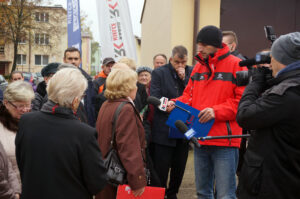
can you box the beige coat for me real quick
[0,123,21,184]
[0,140,20,198]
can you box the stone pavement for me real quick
[177,150,197,199]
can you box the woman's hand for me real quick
[132,186,145,197]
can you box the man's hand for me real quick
[166,101,175,112]
[198,108,215,123]
[132,186,145,197]
[176,67,185,80]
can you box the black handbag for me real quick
[104,101,128,186]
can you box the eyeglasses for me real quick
[8,101,32,111]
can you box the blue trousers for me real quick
[194,145,239,199]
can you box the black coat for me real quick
[16,101,107,199]
[32,93,88,124]
[236,61,300,199]
[135,82,148,113]
[150,63,193,147]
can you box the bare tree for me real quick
[0,0,45,74]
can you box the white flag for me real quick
[96,0,137,62]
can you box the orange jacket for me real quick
[94,71,107,94]
[177,44,247,148]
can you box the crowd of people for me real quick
[0,25,300,199]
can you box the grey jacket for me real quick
[0,142,19,199]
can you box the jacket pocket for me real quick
[239,153,264,196]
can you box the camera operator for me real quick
[236,32,300,199]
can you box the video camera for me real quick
[236,26,276,86]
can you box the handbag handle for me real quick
[108,101,128,151]
[109,101,147,164]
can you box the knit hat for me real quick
[136,66,153,75]
[196,25,222,48]
[41,62,60,77]
[271,32,300,65]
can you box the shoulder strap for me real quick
[109,101,128,150]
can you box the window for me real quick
[16,54,26,65]
[35,33,49,45]
[35,55,49,65]
[35,12,49,22]
[0,45,4,54]
[18,37,26,44]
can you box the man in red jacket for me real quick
[168,25,246,199]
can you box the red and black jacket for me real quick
[177,44,247,148]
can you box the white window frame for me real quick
[18,37,26,44]
[16,54,26,65]
[35,12,49,22]
[35,33,49,45]
[35,55,49,66]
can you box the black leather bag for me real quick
[104,102,128,186]
[104,148,127,186]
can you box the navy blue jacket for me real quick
[150,63,193,147]
[79,68,97,127]
[0,89,3,101]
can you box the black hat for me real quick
[41,62,60,77]
[197,25,222,48]
[103,57,115,65]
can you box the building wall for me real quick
[135,37,141,66]
[81,34,92,74]
[140,0,221,68]
[220,0,300,57]
[170,0,194,65]
[199,0,221,29]
[140,0,172,68]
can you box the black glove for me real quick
[251,66,273,92]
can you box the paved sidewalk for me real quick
[177,150,197,199]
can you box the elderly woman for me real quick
[16,68,107,199]
[0,81,34,199]
[96,68,147,199]
[137,66,152,94]
[136,66,153,117]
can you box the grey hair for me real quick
[58,63,77,70]
[47,68,87,108]
[4,81,34,102]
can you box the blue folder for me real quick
[166,101,214,138]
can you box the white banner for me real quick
[96,0,137,62]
